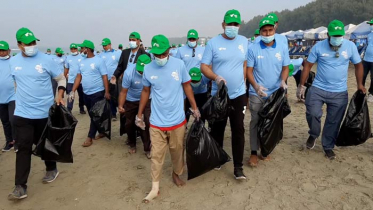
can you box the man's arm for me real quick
[113,50,128,79]
[71,74,82,92]
[118,88,128,113]
[243,61,247,80]
[354,62,366,93]
[137,86,151,118]
[281,65,290,82]
[201,63,218,81]
[64,68,69,78]
[246,66,257,88]
[102,75,110,100]
[53,73,67,105]
[183,82,197,111]
[299,61,314,86]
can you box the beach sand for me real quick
[1,64,373,210]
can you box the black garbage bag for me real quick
[109,83,119,103]
[120,114,126,136]
[33,104,78,163]
[201,82,230,124]
[258,88,291,157]
[304,71,315,98]
[336,91,372,146]
[186,120,231,180]
[89,99,112,139]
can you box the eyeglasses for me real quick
[192,48,195,57]
[129,54,135,63]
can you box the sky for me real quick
[2,0,314,51]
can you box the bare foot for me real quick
[82,138,93,147]
[128,147,136,154]
[172,172,185,187]
[94,133,105,140]
[248,155,258,167]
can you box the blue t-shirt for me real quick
[175,45,205,71]
[142,56,191,128]
[290,58,303,76]
[78,56,108,95]
[247,41,290,97]
[308,39,361,92]
[169,48,178,57]
[0,58,16,104]
[52,55,67,73]
[201,34,248,99]
[363,32,373,62]
[122,67,143,102]
[65,54,83,84]
[255,34,288,49]
[99,49,122,79]
[10,52,61,119]
[191,75,210,94]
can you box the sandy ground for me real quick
[1,64,373,210]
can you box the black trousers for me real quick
[83,91,105,138]
[185,92,208,123]
[210,94,247,168]
[0,101,15,142]
[124,100,151,152]
[293,70,302,87]
[363,61,373,94]
[14,116,56,188]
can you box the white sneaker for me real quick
[368,94,373,103]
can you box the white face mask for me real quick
[71,52,78,55]
[155,56,168,67]
[0,55,10,60]
[188,41,197,48]
[129,41,138,49]
[191,80,201,87]
[23,45,38,57]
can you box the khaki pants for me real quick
[150,126,185,182]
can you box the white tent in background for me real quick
[293,30,305,40]
[345,21,371,39]
[282,30,296,40]
[318,29,328,39]
[304,26,327,40]
[344,24,356,31]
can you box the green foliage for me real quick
[239,0,373,37]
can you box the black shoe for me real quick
[324,150,336,160]
[80,110,86,114]
[234,168,246,180]
[8,185,27,200]
[306,136,316,149]
[2,142,14,152]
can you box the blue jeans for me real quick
[66,83,85,112]
[84,91,105,138]
[305,86,348,150]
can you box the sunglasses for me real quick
[192,48,195,57]
[129,54,135,63]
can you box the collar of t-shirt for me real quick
[260,40,277,49]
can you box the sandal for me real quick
[82,139,93,147]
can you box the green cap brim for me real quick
[136,65,145,72]
[225,19,241,24]
[149,48,168,55]
[22,37,40,45]
[328,31,345,36]
[191,75,202,81]
[367,21,373,24]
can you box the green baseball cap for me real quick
[129,32,141,41]
[187,29,199,39]
[266,13,279,22]
[101,38,111,46]
[255,29,260,35]
[0,41,10,50]
[224,9,241,24]
[70,43,78,49]
[172,44,176,47]
[149,34,170,55]
[251,37,255,41]
[178,44,182,47]
[55,47,64,54]
[367,18,373,24]
[16,28,40,44]
[136,54,151,72]
[80,40,95,50]
[118,44,123,48]
[328,20,345,36]
[189,67,202,81]
[259,17,276,29]
[47,48,51,51]
[288,64,294,76]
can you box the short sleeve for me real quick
[181,62,191,83]
[350,42,362,64]
[46,59,62,78]
[282,46,291,66]
[116,51,122,62]
[201,41,213,65]
[247,48,255,67]
[99,59,108,75]
[142,70,151,87]
[122,70,132,89]
[65,58,69,69]
[307,45,318,64]
[175,48,182,60]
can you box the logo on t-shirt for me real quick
[184,54,190,57]
[171,71,179,81]
[219,47,226,51]
[15,67,22,71]
[90,63,95,70]
[321,53,330,57]
[198,54,202,60]
[102,56,106,59]
[112,56,115,60]
[69,60,72,63]
[35,64,44,73]
[134,81,141,84]
[257,55,264,59]
[341,50,348,59]
[238,45,244,54]
[78,59,81,62]
[275,52,282,61]
[150,76,158,80]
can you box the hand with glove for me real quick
[135,114,146,130]
[296,85,307,102]
[280,80,288,90]
[254,84,268,97]
[67,91,75,103]
[189,108,201,121]
[215,75,227,85]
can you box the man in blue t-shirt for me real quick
[297,20,366,160]
[69,40,111,147]
[201,9,248,180]
[65,43,86,114]
[100,38,122,120]
[289,58,304,88]
[0,41,16,152]
[247,17,290,167]
[136,35,199,203]
[363,18,373,102]
[51,47,66,97]
[118,54,152,157]
[169,44,178,57]
[255,13,288,50]
[8,28,66,200]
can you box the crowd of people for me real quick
[1,9,372,203]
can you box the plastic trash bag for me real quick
[186,120,231,180]
[33,104,78,163]
[89,99,112,139]
[258,88,291,157]
[336,91,372,146]
[201,82,230,124]
[109,83,119,103]
[120,114,126,136]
